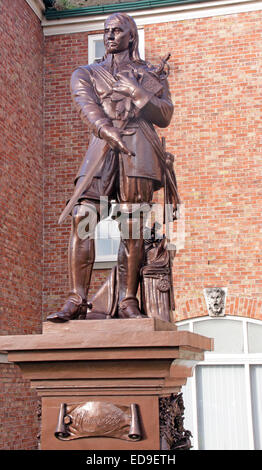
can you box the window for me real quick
[176,316,262,450]
[88,30,145,262]
[88,34,106,64]
[95,215,120,263]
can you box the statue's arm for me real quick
[71,67,134,156]
[70,67,112,137]
[112,73,173,128]
[140,79,174,128]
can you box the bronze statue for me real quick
[47,12,179,323]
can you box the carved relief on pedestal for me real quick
[37,401,42,449]
[55,401,142,442]
[159,393,192,450]
[204,287,227,317]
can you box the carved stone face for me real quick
[208,289,223,315]
[104,15,133,54]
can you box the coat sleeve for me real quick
[129,73,174,127]
[70,66,112,137]
[142,79,174,128]
[132,78,174,128]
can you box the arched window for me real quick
[176,316,262,450]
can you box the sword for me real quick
[162,137,176,311]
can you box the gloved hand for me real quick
[112,72,152,109]
[99,125,135,156]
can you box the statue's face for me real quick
[104,16,132,54]
[209,290,223,314]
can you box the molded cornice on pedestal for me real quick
[0,318,212,395]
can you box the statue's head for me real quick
[104,13,142,62]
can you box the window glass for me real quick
[250,365,262,449]
[179,318,262,450]
[248,322,262,353]
[196,365,249,449]
[181,376,195,448]
[94,40,105,60]
[95,218,119,261]
[193,319,243,353]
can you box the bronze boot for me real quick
[118,297,143,319]
[46,293,83,323]
[117,234,146,319]
[47,204,96,322]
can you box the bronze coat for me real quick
[70,54,174,190]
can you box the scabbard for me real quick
[139,118,181,206]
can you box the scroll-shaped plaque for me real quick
[55,401,142,441]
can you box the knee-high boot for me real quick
[117,215,146,318]
[47,204,96,322]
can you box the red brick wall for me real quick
[0,363,40,450]
[43,32,85,314]
[0,0,44,449]
[144,12,262,321]
[43,10,262,323]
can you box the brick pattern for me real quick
[145,13,262,319]
[0,0,43,335]
[174,294,262,322]
[43,10,262,322]
[0,364,40,450]
[0,0,44,449]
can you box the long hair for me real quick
[103,13,145,64]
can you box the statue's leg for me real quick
[117,211,146,318]
[68,202,98,303]
[117,173,153,319]
[46,202,98,322]
[46,150,118,323]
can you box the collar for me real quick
[105,50,132,69]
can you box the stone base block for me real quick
[0,318,213,450]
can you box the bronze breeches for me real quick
[71,151,154,311]
[76,151,154,207]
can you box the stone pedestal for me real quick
[0,318,212,450]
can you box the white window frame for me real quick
[88,33,105,64]
[176,315,262,450]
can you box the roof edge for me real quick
[45,0,207,20]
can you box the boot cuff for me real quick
[67,292,83,306]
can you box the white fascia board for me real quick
[42,0,262,36]
[25,0,45,20]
